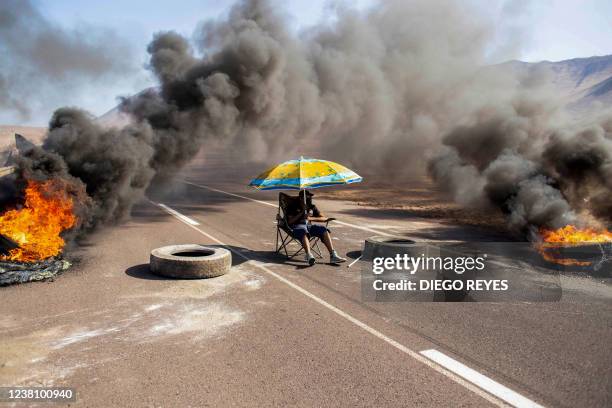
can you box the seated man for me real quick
[286,190,346,266]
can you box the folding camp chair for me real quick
[275,192,328,260]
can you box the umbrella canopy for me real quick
[249,157,362,190]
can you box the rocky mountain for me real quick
[98,55,612,127]
[498,54,612,111]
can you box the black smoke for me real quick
[0,0,138,123]
[428,110,612,233]
[8,0,612,236]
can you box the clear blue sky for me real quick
[36,0,612,62]
[8,0,612,125]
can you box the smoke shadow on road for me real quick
[396,226,514,242]
[338,208,511,240]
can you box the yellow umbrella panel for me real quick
[249,157,362,190]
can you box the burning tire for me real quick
[539,242,612,276]
[0,258,71,286]
[150,244,231,279]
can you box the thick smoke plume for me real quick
[9,0,612,235]
[0,0,137,124]
[429,111,612,232]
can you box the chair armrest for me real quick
[310,217,336,227]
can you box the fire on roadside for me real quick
[0,179,77,263]
[537,225,612,266]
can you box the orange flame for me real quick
[0,179,77,263]
[541,225,612,244]
[538,225,612,266]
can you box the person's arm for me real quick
[308,205,334,223]
[311,204,323,218]
[309,216,333,222]
[287,211,303,225]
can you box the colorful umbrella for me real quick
[249,156,362,190]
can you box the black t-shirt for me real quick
[286,196,321,226]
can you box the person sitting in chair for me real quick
[286,190,346,266]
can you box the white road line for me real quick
[347,255,363,268]
[157,203,200,225]
[184,181,277,208]
[420,350,543,408]
[184,181,398,237]
[333,219,397,236]
[153,201,533,408]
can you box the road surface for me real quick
[1,157,611,407]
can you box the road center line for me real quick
[420,350,544,408]
[152,200,532,408]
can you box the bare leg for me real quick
[321,231,334,254]
[301,236,311,254]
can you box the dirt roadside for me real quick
[315,177,508,233]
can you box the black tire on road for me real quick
[362,237,470,302]
[150,244,231,279]
[362,236,417,261]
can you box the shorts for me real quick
[291,223,329,241]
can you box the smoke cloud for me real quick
[0,0,138,124]
[9,0,612,235]
[429,105,612,232]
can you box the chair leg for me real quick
[309,238,323,258]
[279,233,302,259]
[281,234,291,258]
[276,229,313,261]
[277,229,289,256]
[276,229,287,255]
[288,245,304,259]
[275,227,280,253]
[282,234,306,259]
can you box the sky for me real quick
[3,0,611,126]
[36,0,612,63]
[505,0,612,62]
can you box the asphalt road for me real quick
[1,159,611,407]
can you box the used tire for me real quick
[361,236,470,302]
[362,236,417,261]
[150,244,231,279]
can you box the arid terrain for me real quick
[0,126,45,150]
[316,181,508,232]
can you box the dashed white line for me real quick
[153,200,543,408]
[420,350,543,408]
